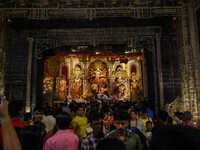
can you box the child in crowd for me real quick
[140,109,154,131]
[146,121,153,142]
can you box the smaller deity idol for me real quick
[72,75,82,99]
[97,84,109,102]
[57,76,68,101]
[116,76,125,100]
[130,73,140,101]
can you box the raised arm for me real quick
[0,98,22,150]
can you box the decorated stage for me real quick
[43,52,144,105]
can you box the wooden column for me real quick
[0,19,6,96]
[156,34,165,110]
[26,37,34,112]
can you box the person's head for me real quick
[33,107,44,122]
[146,121,153,132]
[157,110,169,125]
[8,100,24,118]
[44,107,54,116]
[56,112,72,130]
[141,109,148,119]
[130,110,137,120]
[88,111,103,135]
[20,125,44,150]
[76,104,85,117]
[150,125,200,150]
[182,111,192,125]
[113,111,129,135]
[24,112,32,124]
[96,138,126,150]
[127,107,132,114]
[70,109,76,119]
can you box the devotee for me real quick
[140,109,154,131]
[106,111,142,150]
[129,110,146,136]
[42,107,56,132]
[71,104,88,141]
[96,138,126,150]
[0,98,22,150]
[145,121,153,143]
[150,125,200,150]
[81,111,104,150]
[24,112,32,124]
[151,110,169,136]
[30,107,46,134]
[0,100,28,149]
[43,112,80,150]
[182,111,198,129]
[20,125,43,150]
[8,100,28,128]
[128,110,148,150]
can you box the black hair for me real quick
[20,125,43,150]
[24,112,32,122]
[130,110,138,115]
[33,106,44,113]
[96,138,126,150]
[88,111,103,123]
[150,125,200,150]
[114,111,129,121]
[76,104,84,110]
[56,112,72,130]
[44,108,54,116]
[146,121,153,126]
[183,111,192,121]
[158,110,169,122]
[142,109,147,114]
[8,100,24,118]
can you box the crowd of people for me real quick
[0,96,200,150]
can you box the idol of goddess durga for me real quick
[90,67,107,89]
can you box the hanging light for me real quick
[43,0,49,5]
[134,0,140,5]
[155,0,161,5]
[177,0,183,5]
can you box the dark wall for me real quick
[160,36,181,104]
[5,28,29,102]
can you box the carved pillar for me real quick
[26,38,34,112]
[152,37,159,115]
[0,19,6,96]
[177,1,200,122]
[142,49,147,98]
[187,0,200,121]
[156,34,165,110]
